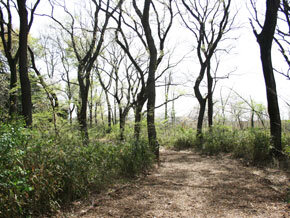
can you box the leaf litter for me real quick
[55,148,289,218]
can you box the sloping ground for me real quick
[58,149,289,218]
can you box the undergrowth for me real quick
[161,125,290,164]
[0,121,153,217]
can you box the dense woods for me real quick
[0,0,289,216]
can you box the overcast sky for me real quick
[30,0,289,119]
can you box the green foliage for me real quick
[250,129,271,162]
[0,73,9,119]
[200,125,235,155]
[172,127,196,150]
[188,126,274,163]
[0,121,153,217]
[0,121,32,216]
[159,125,196,150]
[118,138,154,177]
[282,133,290,157]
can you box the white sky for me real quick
[153,0,290,119]
[29,0,289,119]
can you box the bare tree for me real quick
[96,58,113,132]
[116,0,174,159]
[275,0,290,79]
[0,0,19,117]
[177,0,235,136]
[164,72,172,122]
[250,0,282,158]
[48,0,120,144]
[28,46,60,134]
[17,0,40,126]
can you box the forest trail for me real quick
[60,149,289,218]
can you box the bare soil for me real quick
[57,148,289,218]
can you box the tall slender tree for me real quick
[17,0,40,126]
[250,0,282,158]
[178,0,235,136]
[48,0,120,143]
[0,0,19,117]
[116,0,173,159]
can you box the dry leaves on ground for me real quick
[57,148,289,218]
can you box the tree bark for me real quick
[134,96,146,140]
[141,0,159,159]
[119,110,125,140]
[207,62,213,129]
[104,91,112,132]
[8,62,18,117]
[194,64,207,137]
[253,0,282,158]
[17,0,32,127]
[77,67,90,144]
[196,99,207,136]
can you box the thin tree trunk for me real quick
[196,99,207,136]
[104,91,112,132]
[17,0,32,127]
[119,108,125,140]
[134,103,144,140]
[113,99,117,125]
[95,101,98,125]
[194,65,207,137]
[251,109,255,128]
[171,92,176,126]
[207,63,213,129]
[77,68,90,145]
[69,107,73,125]
[253,0,282,158]
[89,75,93,128]
[8,63,18,117]
[147,60,158,159]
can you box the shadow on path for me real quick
[61,149,289,218]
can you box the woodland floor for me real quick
[56,148,289,218]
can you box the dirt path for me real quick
[60,149,289,217]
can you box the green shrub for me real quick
[200,125,235,155]
[282,133,290,158]
[118,138,154,177]
[0,121,153,217]
[232,131,254,160]
[170,127,196,150]
[250,129,271,163]
[0,121,32,216]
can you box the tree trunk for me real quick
[119,108,125,140]
[104,91,112,132]
[171,92,176,126]
[69,107,73,125]
[94,101,98,125]
[194,65,207,137]
[207,63,213,128]
[77,68,90,145]
[147,56,159,159]
[134,103,144,140]
[113,99,117,125]
[196,99,207,136]
[254,0,282,158]
[251,109,255,128]
[89,76,93,128]
[8,62,18,117]
[17,0,32,127]
[260,46,282,157]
